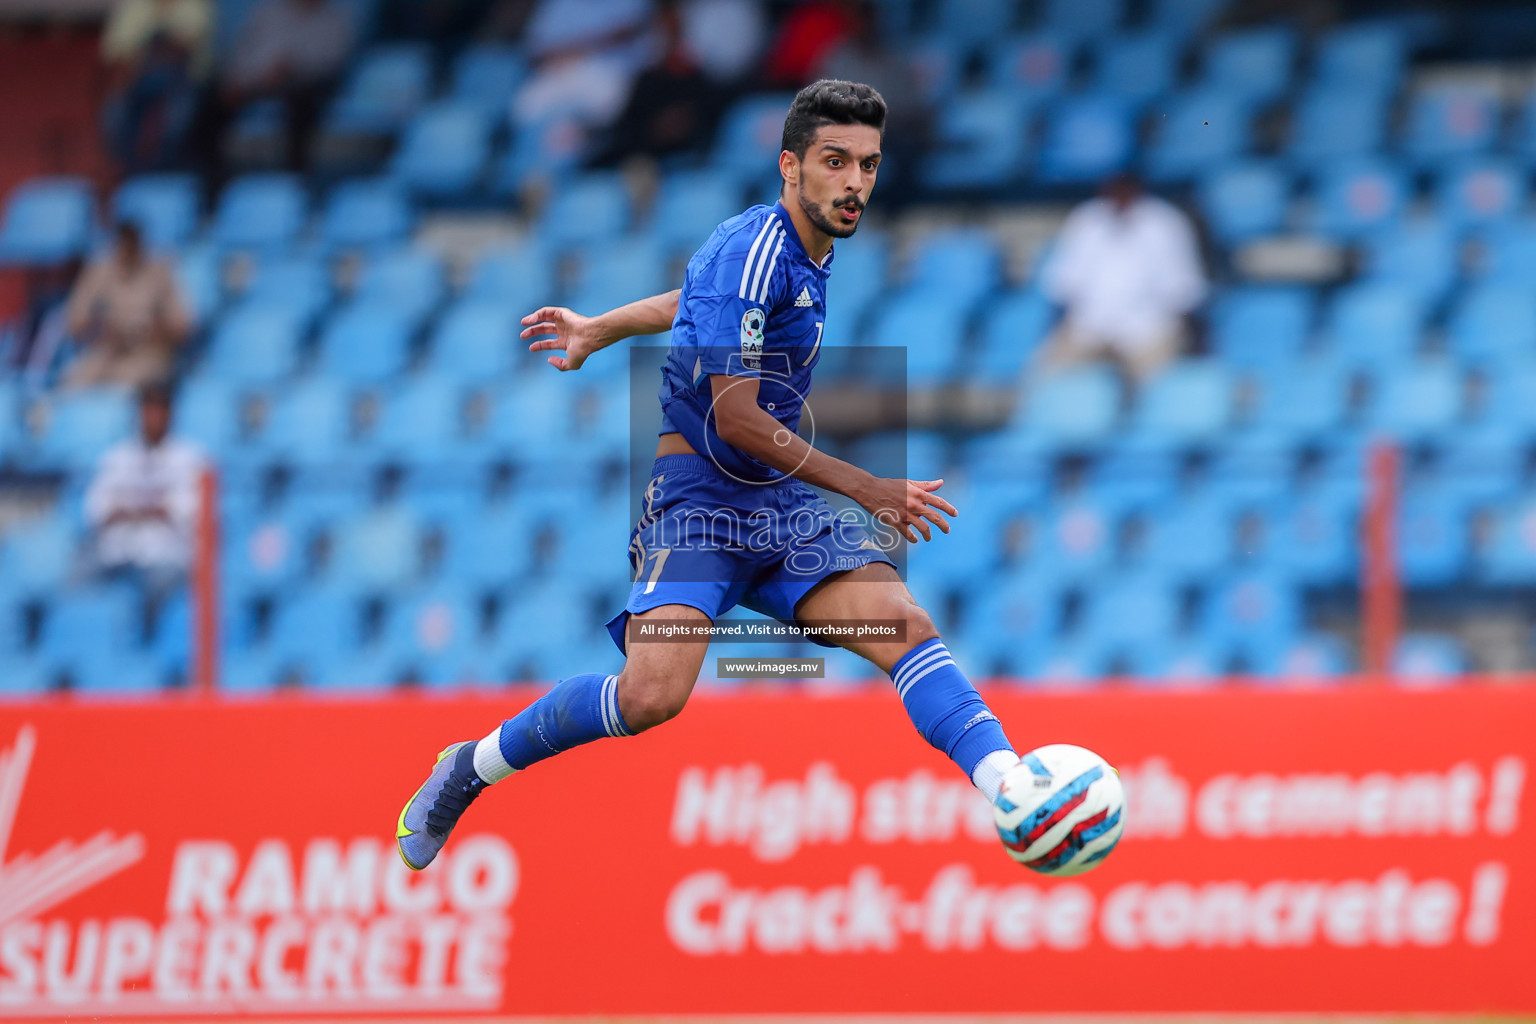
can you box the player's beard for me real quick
[798,183,863,239]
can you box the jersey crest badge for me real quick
[740,308,766,369]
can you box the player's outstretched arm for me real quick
[709,374,957,543]
[522,289,681,371]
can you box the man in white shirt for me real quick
[85,384,205,588]
[1038,174,1207,383]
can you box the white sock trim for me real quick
[473,727,516,784]
[972,749,1019,803]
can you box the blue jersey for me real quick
[659,202,831,483]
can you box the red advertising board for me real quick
[0,685,1529,1017]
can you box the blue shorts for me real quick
[604,454,896,654]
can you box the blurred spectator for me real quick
[678,0,766,84]
[85,383,205,593]
[1038,174,1207,383]
[64,222,191,389]
[763,0,859,86]
[100,0,213,173]
[197,0,357,176]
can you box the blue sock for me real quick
[890,639,1015,785]
[494,673,632,772]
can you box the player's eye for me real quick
[828,158,842,167]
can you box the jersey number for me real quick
[803,322,824,366]
[640,548,672,594]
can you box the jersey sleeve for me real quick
[689,217,791,378]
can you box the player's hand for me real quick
[858,477,957,543]
[521,306,602,371]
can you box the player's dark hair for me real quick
[780,79,887,159]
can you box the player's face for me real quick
[790,123,881,239]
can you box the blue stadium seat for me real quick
[1026,640,1111,688]
[1086,443,1179,506]
[175,245,223,322]
[1249,358,1352,439]
[1432,424,1525,505]
[1398,486,1471,586]
[1201,26,1295,102]
[920,91,1030,190]
[1205,430,1295,503]
[316,303,413,382]
[0,177,93,264]
[353,246,445,321]
[39,585,137,671]
[34,389,134,469]
[205,301,305,382]
[1037,96,1134,183]
[113,174,199,250]
[1311,160,1407,237]
[1198,161,1289,242]
[1405,82,1500,164]
[257,377,353,465]
[1360,218,1459,304]
[870,290,960,385]
[320,177,413,250]
[1324,283,1425,366]
[448,44,525,116]
[1286,87,1390,166]
[1204,570,1302,659]
[330,504,423,591]
[243,255,331,322]
[264,586,364,667]
[441,506,532,590]
[905,39,961,104]
[985,34,1073,99]
[1093,32,1178,103]
[648,169,742,252]
[212,174,306,251]
[567,238,668,315]
[1145,91,1253,183]
[175,374,245,454]
[935,0,1018,48]
[1267,492,1357,586]
[1368,360,1464,441]
[1042,495,1117,581]
[974,290,1052,379]
[538,173,631,249]
[906,230,1002,309]
[1392,633,1467,685]
[1438,159,1524,229]
[1079,572,1181,651]
[819,231,888,344]
[326,44,432,134]
[221,650,287,694]
[430,301,518,379]
[1149,0,1228,37]
[1015,366,1121,444]
[1478,221,1536,284]
[1131,360,1233,445]
[1125,639,1225,686]
[1313,23,1406,93]
[222,509,313,592]
[0,653,55,697]
[370,375,463,463]
[1,515,77,594]
[1256,632,1350,682]
[1447,285,1536,365]
[1210,286,1313,368]
[386,585,482,685]
[0,378,21,454]
[391,103,491,197]
[69,653,166,695]
[711,94,797,188]
[1135,495,1237,580]
[1479,497,1536,584]
[467,242,556,309]
[483,580,599,680]
[1516,86,1536,161]
[1044,0,1123,41]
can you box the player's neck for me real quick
[778,196,834,265]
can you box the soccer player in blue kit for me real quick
[397,80,1024,870]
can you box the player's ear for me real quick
[779,148,798,185]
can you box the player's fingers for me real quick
[527,337,565,351]
[520,322,559,340]
[924,492,959,517]
[909,515,932,542]
[917,506,952,534]
[546,355,568,370]
[521,307,562,326]
[914,478,944,491]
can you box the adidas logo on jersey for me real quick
[794,287,813,307]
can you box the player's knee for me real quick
[616,670,689,732]
[897,601,940,648]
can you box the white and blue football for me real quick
[994,743,1125,876]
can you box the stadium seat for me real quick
[329,504,423,591]
[1286,87,1390,167]
[1392,633,1468,686]
[1043,0,1123,39]
[974,290,1053,379]
[1124,639,1225,686]
[39,585,138,673]
[467,241,556,309]
[985,33,1073,99]
[1478,220,1536,284]
[391,103,491,197]
[1130,361,1233,445]
[1149,0,1228,38]
[1313,22,1406,93]
[175,244,223,322]
[1026,640,1111,689]
[320,178,412,253]
[1210,286,1313,368]
[1324,283,1425,366]
[1086,443,1179,506]
[537,173,631,249]
[1145,91,1254,183]
[0,177,94,265]
[648,169,743,253]
[1079,572,1181,651]
[1200,26,1295,102]
[1360,218,1459,304]
[1198,161,1290,242]
[1,515,77,594]
[1432,423,1526,505]
[1256,632,1350,683]
[0,653,55,697]
[870,290,961,385]
[242,255,332,322]
[567,238,668,316]
[175,374,246,454]
[1203,570,1302,660]
[1405,82,1500,164]
[1037,96,1134,183]
[223,509,313,592]
[711,94,797,189]
[316,303,414,382]
[326,44,433,134]
[906,230,1002,309]
[448,44,525,116]
[1134,495,1237,580]
[1092,32,1178,104]
[1311,160,1408,237]
[1042,495,1117,581]
[1205,430,1296,504]
[353,246,445,321]
[1397,486,1471,586]
[920,91,1030,190]
[1368,360,1464,441]
[264,586,365,668]
[385,585,481,684]
[256,377,354,465]
[1447,285,1536,365]
[1015,366,1121,444]
[113,174,199,250]
[212,174,306,251]
[430,301,519,380]
[369,374,464,463]
[1438,159,1525,229]
[205,301,306,383]
[33,389,134,470]
[1478,497,1536,584]
[1248,358,1352,439]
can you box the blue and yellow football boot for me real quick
[396,741,485,871]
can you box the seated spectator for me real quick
[197,0,356,177]
[762,0,859,87]
[100,0,213,173]
[678,0,766,85]
[1038,174,1207,384]
[85,383,206,596]
[64,222,191,389]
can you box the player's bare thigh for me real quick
[615,603,712,732]
[793,562,940,673]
